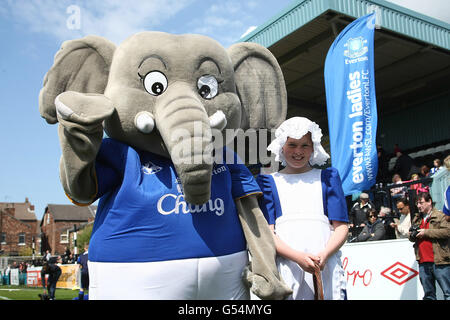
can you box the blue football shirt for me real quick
[88,138,261,262]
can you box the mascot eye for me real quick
[197,75,218,99]
[143,71,168,96]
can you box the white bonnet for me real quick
[267,117,330,166]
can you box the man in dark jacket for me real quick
[356,209,386,242]
[393,151,414,181]
[376,145,389,184]
[40,256,62,300]
[349,193,375,228]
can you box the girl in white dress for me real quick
[257,117,349,300]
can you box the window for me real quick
[46,213,50,225]
[18,233,25,245]
[1,232,6,244]
[60,230,69,244]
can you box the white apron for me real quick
[272,169,346,300]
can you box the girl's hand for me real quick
[316,251,329,271]
[295,252,320,274]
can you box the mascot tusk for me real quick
[135,111,155,134]
[208,110,227,131]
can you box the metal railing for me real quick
[370,177,433,214]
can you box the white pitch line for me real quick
[0,289,20,291]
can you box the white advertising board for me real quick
[10,268,19,286]
[341,239,444,300]
[26,266,42,286]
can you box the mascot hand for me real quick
[242,263,292,300]
[55,91,114,125]
[236,196,292,300]
[54,91,114,205]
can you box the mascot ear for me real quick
[228,42,287,130]
[39,35,116,124]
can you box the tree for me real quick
[18,246,33,256]
[76,224,93,253]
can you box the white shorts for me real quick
[88,250,250,300]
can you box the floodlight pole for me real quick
[32,236,35,260]
[73,224,78,261]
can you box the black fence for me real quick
[371,177,433,214]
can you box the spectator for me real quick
[420,165,430,178]
[77,243,89,300]
[43,250,51,262]
[444,184,449,223]
[409,192,450,300]
[349,193,374,229]
[376,144,389,184]
[390,174,406,213]
[19,262,27,273]
[409,173,430,194]
[3,265,11,285]
[393,150,414,181]
[65,253,75,264]
[63,246,71,263]
[4,264,10,277]
[356,209,386,242]
[430,159,443,175]
[443,155,450,222]
[430,155,450,215]
[390,174,405,197]
[378,206,396,240]
[40,256,62,300]
[391,198,412,239]
[409,174,420,193]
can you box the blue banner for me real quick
[324,13,378,196]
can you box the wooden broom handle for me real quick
[313,270,324,300]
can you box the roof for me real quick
[241,0,450,50]
[46,204,97,222]
[239,0,450,135]
[0,199,37,221]
[0,210,33,228]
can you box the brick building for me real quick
[0,198,39,256]
[40,204,96,255]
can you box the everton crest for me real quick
[344,37,368,59]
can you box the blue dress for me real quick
[257,167,348,300]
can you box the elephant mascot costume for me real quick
[39,32,292,300]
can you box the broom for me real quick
[313,269,324,300]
